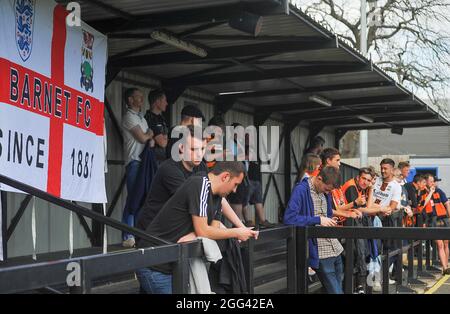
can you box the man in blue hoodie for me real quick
[284,166,343,294]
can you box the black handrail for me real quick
[306,225,450,240]
[0,174,170,245]
[0,223,448,294]
[0,240,204,294]
[297,225,450,294]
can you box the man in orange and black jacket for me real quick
[404,174,428,227]
[422,174,450,274]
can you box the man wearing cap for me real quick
[166,104,205,159]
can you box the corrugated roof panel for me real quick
[260,49,355,62]
[96,0,244,16]
[320,86,402,100]
[244,94,310,106]
[71,0,252,20]
[199,79,289,94]
[259,14,318,37]
[108,38,155,55]
[289,71,381,87]
[57,0,116,20]
[64,0,447,127]
[138,64,226,79]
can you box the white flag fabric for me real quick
[0,0,107,203]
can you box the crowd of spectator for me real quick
[121,88,450,294]
[285,137,450,294]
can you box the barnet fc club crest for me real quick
[80,30,94,92]
[15,0,36,62]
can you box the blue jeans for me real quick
[316,255,344,294]
[122,160,140,241]
[136,268,172,294]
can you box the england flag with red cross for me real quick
[0,0,107,203]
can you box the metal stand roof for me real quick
[58,0,448,130]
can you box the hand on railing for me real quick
[403,206,413,218]
[235,227,259,241]
[320,217,337,227]
[379,206,392,216]
[352,209,363,218]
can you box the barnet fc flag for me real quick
[0,0,107,203]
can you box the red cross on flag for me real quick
[0,0,107,203]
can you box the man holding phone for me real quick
[284,166,344,294]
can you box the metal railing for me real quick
[297,224,450,294]
[0,221,449,294]
[0,174,203,293]
[1,174,449,294]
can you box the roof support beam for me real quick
[174,54,273,82]
[216,81,392,100]
[254,111,272,127]
[260,95,412,113]
[304,125,324,153]
[304,108,425,122]
[109,40,338,68]
[338,121,447,131]
[87,1,286,34]
[110,22,224,60]
[167,64,368,87]
[162,84,186,105]
[335,129,347,149]
[186,35,329,41]
[325,114,437,127]
[81,0,134,20]
[213,96,235,116]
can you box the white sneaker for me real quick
[122,238,135,248]
[389,278,396,285]
[372,281,382,292]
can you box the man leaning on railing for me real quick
[136,161,258,294]
[283,166,344,294]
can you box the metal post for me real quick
[91,204,104,247]
[417,240,423,272]
[425,240,431,268]
[359,0,368,167]
[381,244,390,294]
[1,191,7,261]
[432,240,438,266]
[296,227,309,294]
[172,244,190,294]
[287,226,297,294]
[344,219,354,294]
[407,240,414,280]
[284,123,293,211]
[241,238,255,294]
[395,239,403,285]
[414,214,428,270]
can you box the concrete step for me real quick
[254,260,286,287]
[254,277,287,294]
[92,278,140,294]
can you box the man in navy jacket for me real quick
[284,166,343,294]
